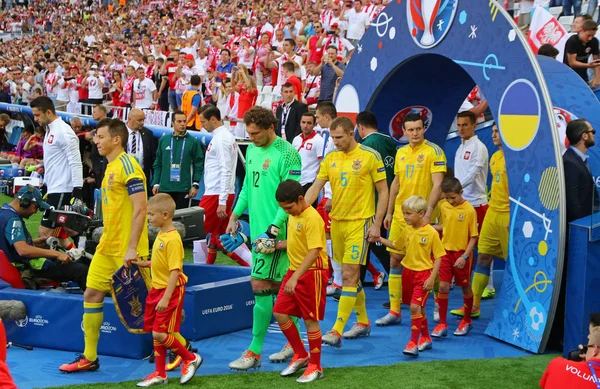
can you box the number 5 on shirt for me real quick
[341,171,348,187]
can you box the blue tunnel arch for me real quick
[335,0,565,353]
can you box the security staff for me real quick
[151,110,205,209]
[182,75,203,131]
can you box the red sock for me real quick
[206,247,218,265]
[280,320,308,358]
[307,330,322,368]
[163,334,194,361]
[410,314,423,344]
[463,291,474,324]
[225,251,250,267]
[0,320,6,362]
[66,242,75,250]
[153,340,167,377]
[367,262,379,277]
[438,292,449,325]
[420,315,430,338]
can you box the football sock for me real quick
[82,301,104,361]
[225,250,250,267]
[332,286,357,334]
[153,340,167,377]
[332,260,342,287]
[279,320,308,358]
[463,291,474,323]
[173,332,187,347]
[410,313,423,344]
[354,284,369,325]
[367,262,379,277]
[472,265,491,308]
[66,242,76,250]
[420,315,430,338]
[163,334,194,361]
[438,292,449,325]
[307,330,323,368]
[486,260,495,289]
[248,292,273,355]
[0,320,6,362]
[206,247,218,265]
[389,269,402,314]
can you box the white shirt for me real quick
[276,53,302,86]
[454,135,489,206]
[127,127,144,168]
[203,125,238,204]
[345,9,370,40]
[83,34,96,46]
[133,77,157,109]
[314,126,335,198]
[56,77,71,101]
[43,117,83,193]
[292,131,325,186]
[86,75,105,99]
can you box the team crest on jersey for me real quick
[459,214,464,221]
[417,154,425,163]
[352,160,362,171]
[297,223,302,231]
[207,143,212,152]
[263,159,271,170]
[331,162,336,168]
[108,173,115,185]
[464,151,471,160]
[420,237,427,244]
[159,242,164,249]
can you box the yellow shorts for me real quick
[387,216,407,254]
[478,209,510,260]
[87,252,124,293]
[330,218,372,266]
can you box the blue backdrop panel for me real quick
[0,288,152,359]
[180,264,254,341]
[338,0,565,352]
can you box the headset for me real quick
[17,184,35,209]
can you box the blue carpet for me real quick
[8,275,529,389]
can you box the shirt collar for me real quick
[461,135,479,145]
[570,145,589,162]
[300,130,317,140]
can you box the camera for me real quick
[327,30,336,35]
[567,346,587,362]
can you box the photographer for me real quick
[540,313,600,388]
[0,186,88,291]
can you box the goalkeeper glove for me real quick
[72,187,83,201]
[220,232,248,252]
[253,224,280,254]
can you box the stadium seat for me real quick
[0,250,25,289]
[7,126,22,147]
[255,86,265,106]
[559,15,575,32]
[549,6,562,19]
[272,85,282,101]
[260,86,274,109]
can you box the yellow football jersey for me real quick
[398,224,446,272]
[489,150,510,213]
[393,141,447,208]
[151,229,188,289]
[287,206,329,271]
[317,144,386,221]
[96,152,149,258]
[439,200,479,251]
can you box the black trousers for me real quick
[548,233,569,352]
[31,260,89,291]
[166,191,191,210]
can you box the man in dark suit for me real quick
[275,83,308,143]
[549,118,597,350]
[125,108,157,192]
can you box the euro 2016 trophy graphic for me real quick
[407,0,458,49]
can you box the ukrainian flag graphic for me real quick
[498,80,541,151]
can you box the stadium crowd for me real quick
[0,0,600,388]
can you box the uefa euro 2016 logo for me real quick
[407,0,458,49]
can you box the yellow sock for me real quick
[332,286,357,334]
[83,302,104,361]
[472,266,490,309]
[173,332,187,347]
[389,269,402,313]
[354,285,369,325]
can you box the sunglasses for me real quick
[587,129,597,135]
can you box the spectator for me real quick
[314,46,345,102]
[563,20,600,88]
[0,186,88,290]
[132,67,157,110]
[0,113,10,152]
[276,83,309,143]
[182,75,203,131]
[125,108,157,192]
[152,110,204,209]
[538,44,560,59]
[345,0,370,46]
[281,62,303,101]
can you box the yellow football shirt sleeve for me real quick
[316,153,331,182]
[430,147,447,175]
[370,153,387,183]
[305,211,326,251]
[431,230,446,259]
[468,208,479,238]
[393,148,405,176]
[119,154,146,195]
[167,236,185,272]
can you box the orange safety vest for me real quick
[181,89,202,130]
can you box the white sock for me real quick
[486,259,495,290]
